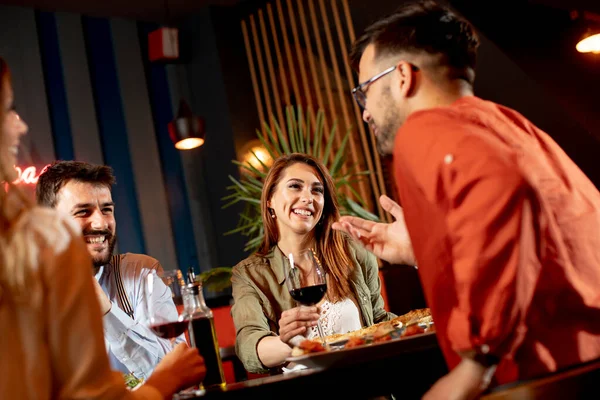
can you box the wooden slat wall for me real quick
[241,0,389,221]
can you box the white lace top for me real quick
[305,298,362,339]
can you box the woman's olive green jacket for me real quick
[231,241,396,374]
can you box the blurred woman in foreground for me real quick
[0,56,205,399]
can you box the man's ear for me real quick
[397,60,418,96]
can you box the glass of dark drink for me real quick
[145,269,189,340]
[285,248,328,347]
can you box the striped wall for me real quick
[0,5,210,278]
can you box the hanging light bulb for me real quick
[572,11,600,54]
[576,31,600,53]
[168,98,205,150]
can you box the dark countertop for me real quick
[177,331,448,400]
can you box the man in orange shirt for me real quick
[333,1,600,398]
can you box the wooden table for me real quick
[178,331,448,400]
[481,357,600,399]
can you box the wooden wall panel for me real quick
[241,0,390,220]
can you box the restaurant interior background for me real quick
[0,0,598,308]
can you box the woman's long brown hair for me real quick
[257,153,354,301]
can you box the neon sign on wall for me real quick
[12,164,49,185]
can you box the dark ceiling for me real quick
[0,0,241,21]
[530,0,600,14]
[0,0,599,22]
[450,0,600,135]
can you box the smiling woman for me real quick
[266,163,325,241]
[230,153,396,375]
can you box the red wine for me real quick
[189,316,226,389]
[290,284,327,306]
[150,320,188,338]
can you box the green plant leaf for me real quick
[227,175,250,194]
[264,122,284,154]
[321,119,337,166]
[237,197,261,205]
[312,110,324,159]
[245,174,265,189]
[244,235,263,252]
[346,184,367,207]
[221,192,239,201]
[221,198,242,209]
[275,115,290,154]
[198,267,233,293]
[296,106,305,153]
[286,106,298,153]
[346,197,379,221]
[255,131,279,162]
[249,149,270,173]
[232,160,262,177]
[238,212,255,223]
[330,128,350,176]
[304,107,312,154]
[223,221,260,235]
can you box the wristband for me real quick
[472,352,500,368]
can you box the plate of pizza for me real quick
[286,308,436,369]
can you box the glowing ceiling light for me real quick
[576,32,600,53]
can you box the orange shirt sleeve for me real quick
[400,111,540,361]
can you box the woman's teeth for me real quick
[293,209,312,216]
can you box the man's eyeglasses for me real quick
[351,64,419,109]
[352,65,396,109]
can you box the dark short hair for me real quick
[349,0,479,83]
[36,160,116,207]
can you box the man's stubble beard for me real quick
[375,111,402,156]
[92,233,118,269]
[375,88,403,156]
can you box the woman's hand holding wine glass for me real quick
[285,248,328,347]
[278,306,320,344]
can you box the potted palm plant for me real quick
[199,105,379,292]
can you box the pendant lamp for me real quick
[168,98,205,150]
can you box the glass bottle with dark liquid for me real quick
[184,281,226,390]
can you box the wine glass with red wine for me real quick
[285,248,328,347]
[145,269,189,340]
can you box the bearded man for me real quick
[334,1,600,398]
[36,160,185,380]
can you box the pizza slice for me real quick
[290,308,432,356]
[318,307,431,344]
